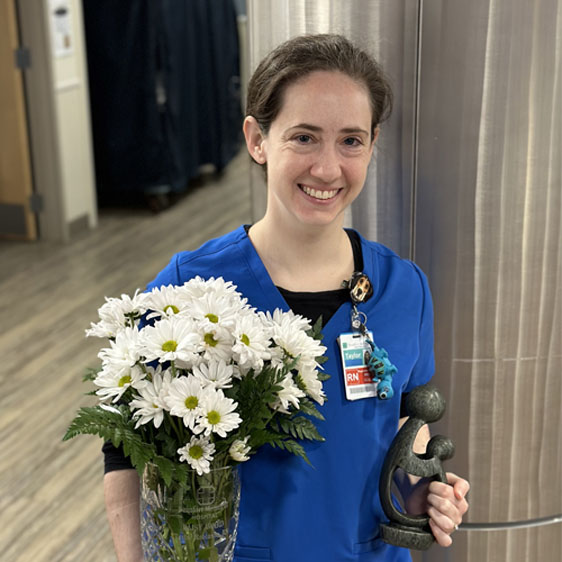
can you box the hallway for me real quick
[0,151,251,561]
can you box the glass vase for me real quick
[140,463,241,562]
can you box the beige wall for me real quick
[49,0,97,229]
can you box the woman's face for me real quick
[246,70,375,230]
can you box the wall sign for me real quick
[49,0,74,58]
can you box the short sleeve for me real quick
[404,263,435,392]
[102,441,133,473]
[146,253,182,290]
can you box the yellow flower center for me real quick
[118,375,131,387]
[185,396,198,410]
[241,334,250,346]
[164,304,179,314]
[207,410,221,425]
[205,313,219,323]
[162,340,177,352]
[204,333,218,347]
[189,445,203,460]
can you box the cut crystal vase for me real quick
[140,464,241,562]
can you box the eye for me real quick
[343,137,362,147]
[295,134,313,144]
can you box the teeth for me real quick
[301,185,339,200]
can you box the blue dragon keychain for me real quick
[364,336,396,399]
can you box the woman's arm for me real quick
[104,469,143,562]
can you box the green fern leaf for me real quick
[297,398,326,421]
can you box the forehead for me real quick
[274,70,372,128]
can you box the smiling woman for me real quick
[102,34,469,562]
[244,70,375,235]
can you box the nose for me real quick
[309,144,342,184]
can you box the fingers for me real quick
[427,491,462,529]
[429,518,453,547]
[426,473,470,547]
[429,519,453,547]
[447,472,471,500]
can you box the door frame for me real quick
[17,0,67,241]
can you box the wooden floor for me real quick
[0,151,252,561]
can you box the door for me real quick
[0,0,36,240]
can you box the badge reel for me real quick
[338,273,397,401]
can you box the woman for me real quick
[104,34,469,561]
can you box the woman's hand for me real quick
[405,472,470,547]
[426,472,469,546]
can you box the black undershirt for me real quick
[102,228,407,473]
[276,228,363,326]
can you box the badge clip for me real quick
[344,271,396,400]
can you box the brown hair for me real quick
[246,34,393,139]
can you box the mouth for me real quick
[298,184,341,201]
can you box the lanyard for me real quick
[345,272,397,400]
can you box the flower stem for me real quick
[167,412,185,443]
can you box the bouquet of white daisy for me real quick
[64,277,328,562]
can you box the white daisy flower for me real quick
[139,316,199,366]
[177,435,215,476]
[94,364,148,403]
[164,375,204,430]
[194,323,235,363]
[194,388,242,438]
[130,368,172,428]
[192,360,234,390]
[229,437,251,462]
[272,374,307,412]
[190,292,245,334]
[265,310,327,404]
[266,310,325,364]
[143,284,192,321]
[98,326,141,370]
[265,309,312,334]
[181,276,240,301]
[296,362,326,405]
[231,313,272,372]
[271,326,326,365]
[86,290,145,338]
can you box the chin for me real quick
[294,210,344,228]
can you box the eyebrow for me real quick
[287,123,370,136]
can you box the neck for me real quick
[248,216,354,292]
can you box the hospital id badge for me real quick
[338,331,378,401]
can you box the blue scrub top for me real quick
[148,226,435,562]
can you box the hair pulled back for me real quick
[246,34,393,139]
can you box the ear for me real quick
[368,126,380,159]
[243,116,267,164]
